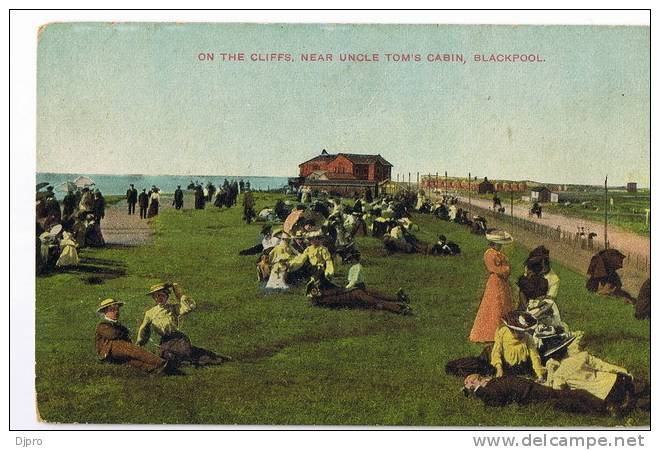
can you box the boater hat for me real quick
[146,282,171,295]
[486,230,513,245]
[305,230,323,239]
[97,298,124,313]
[502,311,537,332]
[48,224,63,237]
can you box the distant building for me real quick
[299,149,393,182]
[530,186,552,203]
[298,149,393,196]
[627,182,638,193]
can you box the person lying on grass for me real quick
[462,374,626,417]
[305,253,412,315]
[137,282,231,368]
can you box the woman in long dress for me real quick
[56,231,80,267]
[469,231,514,343]
[147,188,160,218]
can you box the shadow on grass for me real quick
[236,320,414,363]
[37,256,129,283]
[104,242,149,250]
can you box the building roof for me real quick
[303,179,378,187]
[299,151,392,167]
[341,153,392,166]
[531,186,551,192]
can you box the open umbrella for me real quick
[73,176,95,188]
[36,182,50,191]
[55,181,77,193]
[283,209,303,233]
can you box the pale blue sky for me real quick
[37,23,649,186]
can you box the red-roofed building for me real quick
[299,149,393,182]
[296,149,393,196]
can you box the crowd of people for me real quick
[36,183,106,274]
[36,178,649,416]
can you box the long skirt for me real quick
[56,244,79,267]
[147,199,159,218]
[469,273,513,343]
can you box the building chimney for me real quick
[321,149,328,155]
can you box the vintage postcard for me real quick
[32,21,649,428]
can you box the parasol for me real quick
[55,181,77,193]
[283,210,304,233]
[36,182,50,191]
[73,176,96,188]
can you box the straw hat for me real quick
[97,298,124,313]
[146,282,171,295]
[305,230,323,239]
[486,230,513,245]
[48,224,63,237]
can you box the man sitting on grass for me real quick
[137,282,231,368]
[288,232,335,285]
[95,298,172,375]
[428,234,461,256]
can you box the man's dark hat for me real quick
[525,245,550,265]
[261,224,273,235]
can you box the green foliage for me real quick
[35,194,650,425]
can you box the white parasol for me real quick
[73,176,96,188]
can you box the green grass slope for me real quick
[35,193,650,426]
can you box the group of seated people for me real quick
[36,184,106,274]
[414,190,492,236]
[240,192,415,314]
[446,246,650,418]
[94,282,231,376]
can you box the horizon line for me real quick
[35,171,648,189]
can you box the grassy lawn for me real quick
[35,193,650,426]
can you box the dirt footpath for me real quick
[466,196,650,259]
[101,192,195,246]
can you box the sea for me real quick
[36,173,290,198]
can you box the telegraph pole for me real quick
[510,187,514,218]
[468,172,472,214]
[604,175,609,249]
